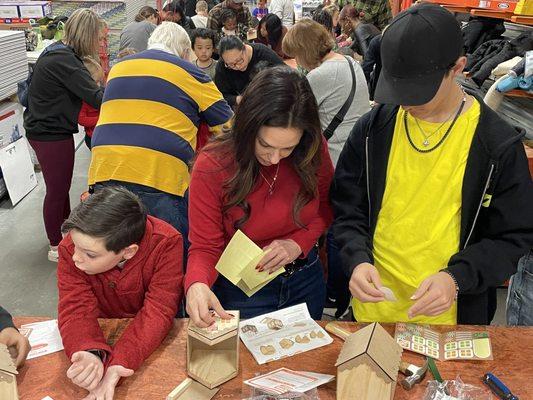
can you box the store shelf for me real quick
[422,0,533,25]
[504,89,533,98]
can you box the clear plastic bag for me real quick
[243,387,320,400]
[423,376,493,400]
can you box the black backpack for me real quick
[17,41,67,108]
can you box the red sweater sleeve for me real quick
[78,102,100,131]
[107,234,183,371]
[287,139,334,255]
[57,239,113,359]
[184,152,227,293]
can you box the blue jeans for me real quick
[507,251,533,326]
[213,248,326,320]
[94,181,189,256]
[326,229,351,317]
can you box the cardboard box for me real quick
[0,1,50,23]
[0,4,19,20]
[18,1,50,19]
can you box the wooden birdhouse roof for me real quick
[0,343,17,376]
[335,323,402,382]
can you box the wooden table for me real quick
[15,317,533,399]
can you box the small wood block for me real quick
[166,378,219,400]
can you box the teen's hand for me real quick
[0,327,30,368]
[83,365,133,400]
[257,239,302,274]
[408,272,457,319]
[67,351,104,391]
[349,263,385,303]
[236,95,243,105]
[186,283,233,328]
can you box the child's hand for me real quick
[67,351,104,391]
[83,365,134,400]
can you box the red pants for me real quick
[29,138,75,246]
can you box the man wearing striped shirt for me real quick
[88,23,233,251]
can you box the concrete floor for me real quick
[0,132,88,317]
[0,132,510,324]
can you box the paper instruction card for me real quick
[21,320,64,360]
[239,303,333,365]
[244,368,334,395]
[215,230,285,297]
[395,323,493,361]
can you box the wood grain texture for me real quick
[14,318,533,400]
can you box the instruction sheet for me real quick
[216,230,285,297]
[244,368,334,395]
[395,323,493,361]
[21,320,64,360]
[239,304,333,365]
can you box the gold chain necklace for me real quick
[259,163,280,195]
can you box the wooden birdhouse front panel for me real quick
[337,353,394,400]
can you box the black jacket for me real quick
[0,306,15,332]
[215,43,284,107]
[23,43,104,141]
[361,34,381,101]
[331,99,533,325]
[462,17,505,55]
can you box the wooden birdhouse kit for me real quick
[187,311,240,389]
[335,323,402,400]
[0,343,18,400]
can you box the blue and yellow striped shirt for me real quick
[88,49,233,196]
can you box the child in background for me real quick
[191,28,217,80]
[218,9,248,42]
[58,187,183,398]
[252,0,269,20]
[192,0,209,28]
[78,57,104,150]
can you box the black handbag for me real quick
[323,56,357,141]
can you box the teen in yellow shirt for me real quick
[331,4,533,325]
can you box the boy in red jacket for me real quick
[57,187,184,399]
[78,57,104,149]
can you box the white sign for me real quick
[0,138,37,205]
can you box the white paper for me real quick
[245,368,334,395]
[21,320,64,360]
[0,137,37,205]
[239,303,333,365]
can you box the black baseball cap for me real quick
[374,4,463,106]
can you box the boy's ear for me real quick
[122,244,139,260]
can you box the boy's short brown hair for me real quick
[282,19,335,69]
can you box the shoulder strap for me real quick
[323,56,357,141]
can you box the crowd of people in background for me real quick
[4,1,531,399]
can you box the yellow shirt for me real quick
[353,99,480,325]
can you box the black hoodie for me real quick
[0,306,15,332]
[331,97,533,325]
[23,43,104,141]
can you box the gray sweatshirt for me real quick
[120,20,156,53]
[306,57,371,166]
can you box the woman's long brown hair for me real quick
[203,66,323,229]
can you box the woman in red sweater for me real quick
[185,66,334,327]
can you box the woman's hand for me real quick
[186,283,233,328]
[257,239,302,274]
[0,327,30,368]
